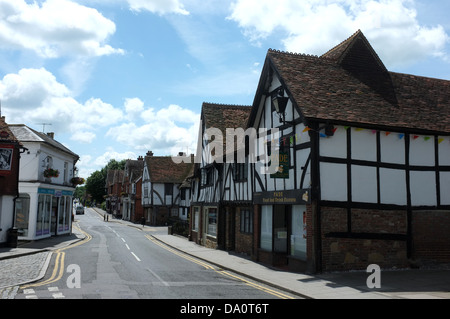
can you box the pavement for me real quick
[1,211,449,299]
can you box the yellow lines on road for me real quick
[21,223,92,289]
[144,234,295,299]
[217,270,295,300]
[21,251,65,289]
[145,235,214,270]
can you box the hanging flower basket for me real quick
[43,168,60,178]
[71,177,85,185]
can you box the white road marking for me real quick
[147,268,169,287]
[52,292,65,299]
[131,252,141,262]
[125,244,130,250]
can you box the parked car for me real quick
[76,206,85,215]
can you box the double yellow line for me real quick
[145,234,214,270]
[21,224,92,289]
[144,234,294,299]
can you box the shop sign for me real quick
[253,189,311,205]
[0,145,13,175]
[38,188,73,196]
[270,151,289,179]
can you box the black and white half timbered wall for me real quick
[248,30,450,273]
[248,63,312,272]
[189,103,252,250]
[315,123,450,271]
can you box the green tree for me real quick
[85,170,105,204]
[84,159,127,205]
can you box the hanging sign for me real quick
[0,145,14,175]
[254,189,311,205]
[270,151,290,179]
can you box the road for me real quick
[15,208,298,300]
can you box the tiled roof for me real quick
[125,159,144,183]
[202,103,252,133]
[264,31,450,134]
[201,103,252,155]
[0,117,20,144]
[145,155,194,184]
[9,124,79,158]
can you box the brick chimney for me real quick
[47,132,55,139]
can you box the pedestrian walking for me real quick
[141,216,146,228]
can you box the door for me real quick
[273,205,288,253]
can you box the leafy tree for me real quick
[84,159,127,205]
[85,170,105,204]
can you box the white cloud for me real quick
[107,101,200,156]
[94,150,138,167]
[228,0,449,67]
[0,67,123,142]
[127,0,189,15]
[0,0,124,58]
[71,131,96,144]
[124,97,145,121]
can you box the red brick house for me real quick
[0,116,24,246]
[121,157,144,223]
[105,169,124,218]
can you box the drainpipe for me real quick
[12,145,27,228]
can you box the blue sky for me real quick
[0,0,449,179]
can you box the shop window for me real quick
[207,208,217,237]
[15,194,30,237]
[291,205,307,259]
[260,206,272,250]
[192,207,199,231]
[37,194,52,237]
[240,208,253,234]
[58,196,71,234]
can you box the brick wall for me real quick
[320,206,409,271]
[234,207,253,256]
[413,210,450,264]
